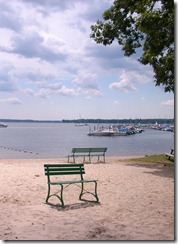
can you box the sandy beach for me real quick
[0,156,174,241]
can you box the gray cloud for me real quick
[20,0,81,14]
[79,0,112,23]
[15,70,55,83]
[0,62,18,92]
[19,0,112,23]
[0,1,23,31]
[85,41,154,79]
[86,43,123,60]
[0,31,68,63]
[85,42,136,71]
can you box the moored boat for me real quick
[114,130,128,136]
[75,123,89,126]
[87,129,115,136]
[0,123,8,128]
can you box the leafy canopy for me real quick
[90,0,174,93]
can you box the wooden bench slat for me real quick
[45,171,85,176]
[72,148,91,153]
[68,153,90,158]
[90,148,107,152]
[45,168,85,172]
[45,164,85,175]
[49,179,97,185]
[44,163,84,167]
[44,166,85,171]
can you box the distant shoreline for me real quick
[0,118,174,124]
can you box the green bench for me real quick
[44,163,99,207]
[67,147,107,163]
[166,148,174,160]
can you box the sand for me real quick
[0,157,174,241]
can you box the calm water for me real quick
[0,122,174,159]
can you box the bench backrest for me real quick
[44,164,85,182]
[90,148,107,153]
[72,148,90,153]
[71,147,107,154]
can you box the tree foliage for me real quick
[90,0,174,93]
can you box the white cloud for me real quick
[35,82,77,98]
[161,99,174,107]
[109,79,137,93]
[109,71,137,93]
[126,70,152,84]
[21,88,35,96]
[73,71,98,89]
[77,87,102,97]
[0,97,23,104]
[109,68,153,94]
[73,71,102,97]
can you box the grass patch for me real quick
[128,154,174,165]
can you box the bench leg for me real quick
[45,184,65,207]
[68,155,75,163]
[59,184,65,207]
[68,156,74,163]
[45,183,51,203]
[79,182,99,203]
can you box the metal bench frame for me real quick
[67,147,107,163]
[44,163,99,207]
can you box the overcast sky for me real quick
[0,0,174,120]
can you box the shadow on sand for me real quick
[127,163,174,179]
[47,201,101,212]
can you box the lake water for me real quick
[0,122,174,159]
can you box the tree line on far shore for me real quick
[62,118,173,125]
[0,118,174,124]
